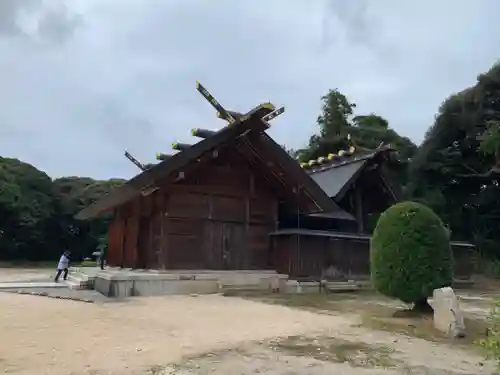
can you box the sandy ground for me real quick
[0,267,54,282]
[0,268,496,375]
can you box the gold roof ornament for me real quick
[155,153,172,161]
[297,135,358,169]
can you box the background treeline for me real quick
[1,61,499,263]
[0,164,125,261]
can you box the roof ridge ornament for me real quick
[196,81,285,126]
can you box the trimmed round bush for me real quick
[370,201,453,307]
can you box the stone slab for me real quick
[433,286,466,338]
[0,281,68,289]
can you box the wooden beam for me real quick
[196,81,236,124]
[155,153,173,161]
[216,110,244,120]
[191,128,216,139]
[171,142,193,151]
[124,151,145,171]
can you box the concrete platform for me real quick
[90,269,289,298]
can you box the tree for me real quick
[371,201,453,311]
[295,90,355,161]
[317,89,356,138]
[295,89,417,185]
[0,157,125,262]
[407,61,500,256]
[479,120,500,167]
[0,157,55,260]
[52,176,125,261]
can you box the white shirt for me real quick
[58,255,70,269]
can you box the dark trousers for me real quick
[54,268,68,282]
[100,256,105,270]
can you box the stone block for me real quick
[432,286,466,338]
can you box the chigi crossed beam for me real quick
[124,150,146,171]
[150,82,285,162]
[195,81,285,127]
[123,82,286,170]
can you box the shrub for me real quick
[370,201,453,310]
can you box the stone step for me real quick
[325,283,360,292]
[68,273,89,282]
[66,272,94,290]
[64,280,86,290]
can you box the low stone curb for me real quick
[2,289,95,303]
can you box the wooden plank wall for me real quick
[107,148,279,269]
[271,235,475,280]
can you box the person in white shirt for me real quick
[54,250,71,282]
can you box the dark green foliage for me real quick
[407,61,500,257]
[0,158,125,262]
[294,90,417,186]
[370,201,453,304]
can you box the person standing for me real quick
[54,250,71,282]
[99,247,106,270]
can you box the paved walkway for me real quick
[0,281,68,289]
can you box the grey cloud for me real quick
[35,3,83,43]
[322,0,374,47]
[0,0,81,42]
[0,0,499,180]
[0,0,37,35]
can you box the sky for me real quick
[1,0,499,180]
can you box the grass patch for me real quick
[232,291,490,348]
[359,311,489,347]
[231,290,397,314]
[268,335,401,368]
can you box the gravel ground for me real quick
[0,287,112,302]
[0,268,54,282]
[0,268,496,375]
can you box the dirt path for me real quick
[0,267,53,282]
[0,293,350,375]
[0,291,494,375]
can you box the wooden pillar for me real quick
[354,184,364,233]
[120,218,127,268]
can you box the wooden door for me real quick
[221,223,246,269]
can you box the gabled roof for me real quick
[76,104,345,220]
[307,147,397,201]
[310,159,368,198]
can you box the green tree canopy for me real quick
[0,158,125,261]
[407,61,500,255]
[294,89,417,185]
[0,157,55,260]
